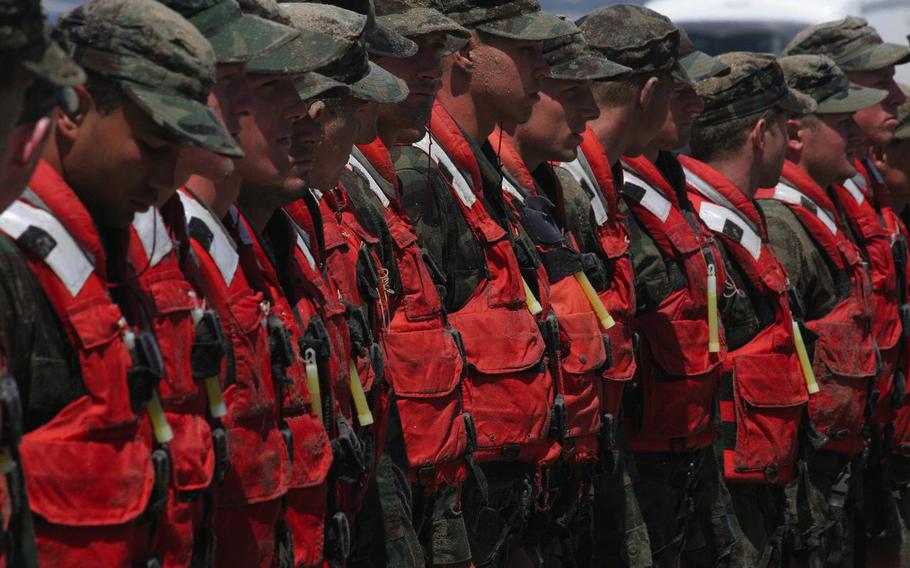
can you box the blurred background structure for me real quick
[47,0,910,82]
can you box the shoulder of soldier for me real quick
[757,198,812,271]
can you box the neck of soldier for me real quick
[185,174,240,218]
[587,105,635,166]
[704,148,762,199]
[502,126,544,172]
[236,183,282,233]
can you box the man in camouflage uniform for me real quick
[782,21,910,563]
[0,2,83,565]
[875,87,910,217]
[390,1,576,565]
[0,0,240,564]
[333,2,476,566]
[755,53,886,567]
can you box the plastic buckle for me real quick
[268,315,294,371]
[464,413,478,455]
[191,310,226,380]
[148,447,171,515]
[324,511,351,561]
[0,374,23,445]
[280,420,294,464]
[549,395,567,443]
[501,444,521,460]
[332,416,366,482]
[212,425,230,483]
[301,316,331,361]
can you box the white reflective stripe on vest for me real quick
[348,154,390,208]
[622,170,671,223]
[501,174,526,204]
[842,177,865,205]
[413,133,477,207]
[0,199,94,297]
[698,201,762,260]
[132,208,174,268]
[773,182,839,236]
[178,191,239,286]
[562,157,608,226]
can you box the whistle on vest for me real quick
[792,319,820,395]
[122,326,172,444]
[191,308,228,419]
[706,263,720,353]
[349,359,374,427]
[574,271,615,330]
[521,276,543,316]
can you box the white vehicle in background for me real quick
[644,0,910,83]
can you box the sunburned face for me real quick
[375,31,449,144]
[799,112,864,187]
[233,73,307,194]
[849,66,907,147]
[513,77,598,165]
[63,99,182,228]
[308,95,369,190]
[470,32,549,126]
[651,81,703,151]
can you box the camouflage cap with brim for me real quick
[347,61,409,103]
[295,71,351,100]
[246,2,352,75]
[695,52,817,126]
[783,16,910,72]
[678,27,728,82]
[894,84,910,139]
[160,0,299,64]
[778,54,887,114]
[543,27,631,81]
[365,18,419,57]
[443,0,576,42]
[577,5,689,84]
[59,0,242,157]
[375,0,469,41]
[1,0,84,87]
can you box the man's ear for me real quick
[452,35,478,73]
[54,84,92,143]
[751,116,768,154]
[786,117,803,156]
[638,76,660,111]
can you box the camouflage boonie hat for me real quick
[246,2,350,75]
[783,17,910,72]
[159,0,297,64]
[577,5,690,84]
[288,3,408,104]
[893,83,910,140]
[695,52,816,126]
[543,23,630,82]
[778,54,886,114]
[295,72,350,101]
[0,0,84,87]
[313,0,417,58]
[58,0,242,157]
[375,0,469,45]
[442,0,576,42]
[679,27,728,82]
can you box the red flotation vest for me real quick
[681,156,808,484]
[493,130,606,464]
[351,141,470,489]
[407,102,556,465]
[0,161,155,561]
[620,155,727,453]
[755,161,877,455]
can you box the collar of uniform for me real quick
[777,160,840,219]
[677,154,763,236]
[27,160,106,275]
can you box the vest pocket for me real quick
[148,277,198,404]
[382,324,467,483]
[732,353,806,478]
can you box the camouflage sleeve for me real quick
[390,145,450,272]
[0,234,81,433]
[623,204,674,315]
[759,200,839,320]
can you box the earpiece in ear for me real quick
[59,87,79,117]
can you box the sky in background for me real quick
[46,0,642,20]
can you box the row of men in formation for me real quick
[2,0,910,566]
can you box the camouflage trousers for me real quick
[726,483,787,567]
[785,450,862,568]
